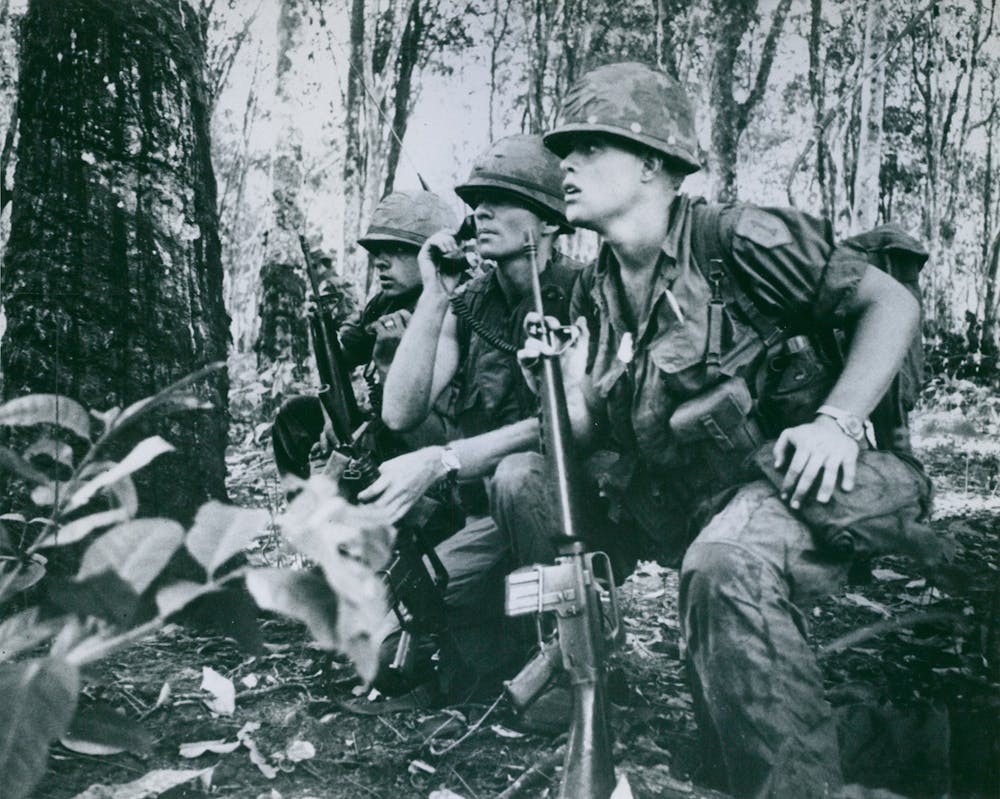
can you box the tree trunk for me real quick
[255,0,310,377]
[383,0,423,197]
[709,0,792,202]
[850,0,886,232]
[1,0,229,524]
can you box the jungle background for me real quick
[0,0,998,797]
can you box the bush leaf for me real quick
[77,519,184,594]
[37,508,132,548]
[0,395,91,441]
[185,502,269,577]
[0,446,52,485]
[155,581,219,618]
[245,568,339,649]
[0,657,80,799]
[65,700,153,754]
[0,608,64,663]
[65,437,174,512]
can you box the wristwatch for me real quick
[440,446,461,481]
[815,404,865,442]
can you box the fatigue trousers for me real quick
[680,479,850,799]
[377,452,552,699]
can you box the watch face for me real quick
[844,417,864,439]
[441,449,461,472]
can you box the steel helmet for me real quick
[357,190,458,252]
[544,62,701,174]
[454,134,572,233]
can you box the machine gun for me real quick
[298,235,450,685]
[503,233,620,799]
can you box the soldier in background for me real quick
[271,190,458,482]
[360,135,584,701]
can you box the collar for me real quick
[590,194,699,343]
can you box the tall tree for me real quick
[337,0,441,290]
[708,0,792,202]
[1,0,230,524]
[850,0,887,231]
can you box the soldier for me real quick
[515,62,941,797]
[271,190,458,482]
[358,134,583,700]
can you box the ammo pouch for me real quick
[668,377,764,496]
[752,445,951,569]
[756,334,839,437]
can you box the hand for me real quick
[517,313,588,392]
[773,416,859,509]
[308,415,338,460]
[418,230,463,296]
[355,446,447,522]
[371,309,411,370]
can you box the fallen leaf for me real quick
[179,739,241,758]
[154,682,171,708]
[241,673,259,689]
[408,758,436,775]
[843,593,893,618]
[489,724,524,739]
[905,578,927,590]
[59,737,126,756]
[285,740,316,762]
[200,667,235,715]
[610,773,635,799]
[68,768,212,799]
[428,791,467,799]
[871,568,909,582]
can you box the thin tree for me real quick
[708,0,793,202]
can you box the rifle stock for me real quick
[504,233,617,799]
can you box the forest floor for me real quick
[33,398,1000,799]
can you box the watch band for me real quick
[440,446,461,480]
[815,404,865,442]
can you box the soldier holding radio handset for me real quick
[362,134,584,701]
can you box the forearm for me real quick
[382,291,451,430]
[449,418,541,479]
[823,284,920,418]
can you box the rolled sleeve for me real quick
[724,206,867,330]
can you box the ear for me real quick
[540,220,561,238]
[639,152,664,182]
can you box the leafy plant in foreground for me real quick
[0,366,392,799]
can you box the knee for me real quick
[680,540,762,616]
[490,451,543,498]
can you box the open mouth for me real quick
[563,184,581,199]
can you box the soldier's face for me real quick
[559,136,645,230]
[471,194,545,262]
[370,244,421,296]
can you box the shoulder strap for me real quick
[690,203,785,348]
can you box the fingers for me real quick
[773,429,791,469]
[356,476,388,502]
[788,453,823,509]
[815,457,840,504]
[840,449,857,493]
[779,442,809,500]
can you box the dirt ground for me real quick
[32,407,1000,799]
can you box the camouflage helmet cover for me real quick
[358,190,458,252]
[543,62,701,174]
[454,134,572,232]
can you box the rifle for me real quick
[504,233,620,798]
[298,235,450,684]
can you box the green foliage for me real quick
[0,368,397,798]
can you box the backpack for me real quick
[691,203,929,453]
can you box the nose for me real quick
[560,152,575,172]
[474,202,495,222]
